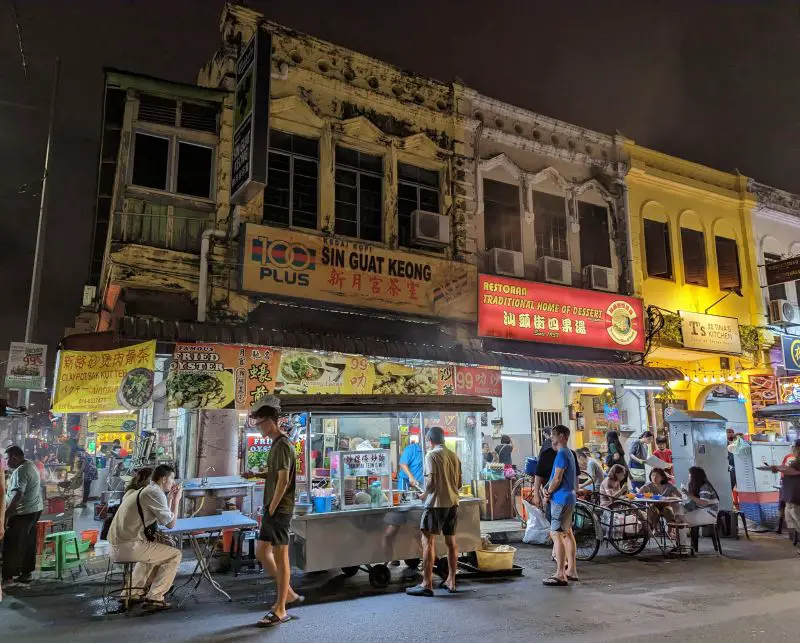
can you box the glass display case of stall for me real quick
[329,449,391,510]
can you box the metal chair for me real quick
[103,559,146,613]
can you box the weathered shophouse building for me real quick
[75,4,679,477]
[452,89,676,461]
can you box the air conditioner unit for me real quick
[490,247,524,277]
[411,210,449,247]
[769,299,800,325]
[82,285,97,307]
[536,256,572,286]
[582,265,617,293]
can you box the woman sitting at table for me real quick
[682,466,720,527]
[640,468,681,530]
[599,464,628,508]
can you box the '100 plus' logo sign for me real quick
[251,237,316,286]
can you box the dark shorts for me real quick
[420,506,458,536]
[258,511,292,546]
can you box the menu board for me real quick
[245,434,306,481]
[749,374,778,429]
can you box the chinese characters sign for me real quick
[338,450,390,477]
[166,342,467,410]
[478,275,645,353]
[240,223,477,321]
[454,366,502,397]
[679,311,742,355]
[168,343,281,410]
[53,340,156,413]
[5,342,47,391]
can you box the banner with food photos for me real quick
[166,342,495,410]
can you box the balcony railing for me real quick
[112,198,212,253]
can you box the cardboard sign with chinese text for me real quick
[478,274,645,352]
[240,223,477,321]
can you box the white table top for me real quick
[162,513,258,535]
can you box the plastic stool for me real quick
[690,523,723,556]
[41,531,82,580]
[230,528,259,576]
[735,511,750,540]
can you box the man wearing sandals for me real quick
[406,426,462,597]
[243,396,303,628]
[108,464,182,610]
[541,425,577,587]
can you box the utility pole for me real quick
[21,56,60,431]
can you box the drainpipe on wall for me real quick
[198,228,227,322]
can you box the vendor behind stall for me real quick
[397,439,423,491]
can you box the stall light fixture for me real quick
[501,375,550,384]
[693,377,700,383]
[622,384,664,391]
[568,382,613,389]
[684,376,691,381]
[97,410,131,415]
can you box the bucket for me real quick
[81,528,100,547]
[476,545,517,572]
[222,528,235,552]
[525,457,538,476]
[312,496,333,513]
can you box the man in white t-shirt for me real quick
[108,464,182,610]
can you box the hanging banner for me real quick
[168,343,281,409]
[478,274,645,352]
[239,223,477,321]
[167,343,463,409]
[5,342,47,391]
[749,374,778,429]
[53,340,156,413]
[454,366,502,397]
[679,311,742,355]
[87,412,138,434]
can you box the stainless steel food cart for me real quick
[279,394,492,587]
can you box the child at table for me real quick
[640,468,681,530]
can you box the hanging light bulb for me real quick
[711,376,717,382]
[735,373,742,380]
[693,376,700,383]
[684,375,690,381]
[703,376,709,383]
[728,375,734,382]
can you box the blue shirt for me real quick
[549,446,576,506]
[397,443,424,490]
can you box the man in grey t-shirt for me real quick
[3,445,43,584]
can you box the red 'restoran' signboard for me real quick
[478,274,646,353]
[454,366,502,397]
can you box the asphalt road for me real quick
[3,533,799,642]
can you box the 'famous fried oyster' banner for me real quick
[166,342,498,410]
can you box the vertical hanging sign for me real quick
[230,27,271,204]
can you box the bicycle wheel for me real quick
[573,501,601,561]
[511,476,536,526]
[607,501,649,556]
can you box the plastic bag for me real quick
[522,500,552,545]
[731,435,750,456]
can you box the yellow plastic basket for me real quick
[475,545,516,571]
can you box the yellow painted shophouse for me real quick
[624,142,773,434]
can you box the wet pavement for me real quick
[3,531,800,642]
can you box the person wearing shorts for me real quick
[772,440,800,551]
[243,397,302,628]
[541,425,577,587]
[406,426,462,597]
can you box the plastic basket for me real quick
[476,545,516,571]
[80,529,99,547]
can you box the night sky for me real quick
[1,1,799,359]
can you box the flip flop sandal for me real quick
[405,584,434,597]
[542,577,568,587]
[257,611,294,628]
[438,580,459,593]
[287,594,306,606]
[142,600,172,612]
[567,575,580,581]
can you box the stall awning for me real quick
[63,317,683,383]
[277,394,494,414]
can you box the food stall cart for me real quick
[278,394,491,588]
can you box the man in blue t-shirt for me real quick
[397,440,424,491]
[542,425,577,587]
